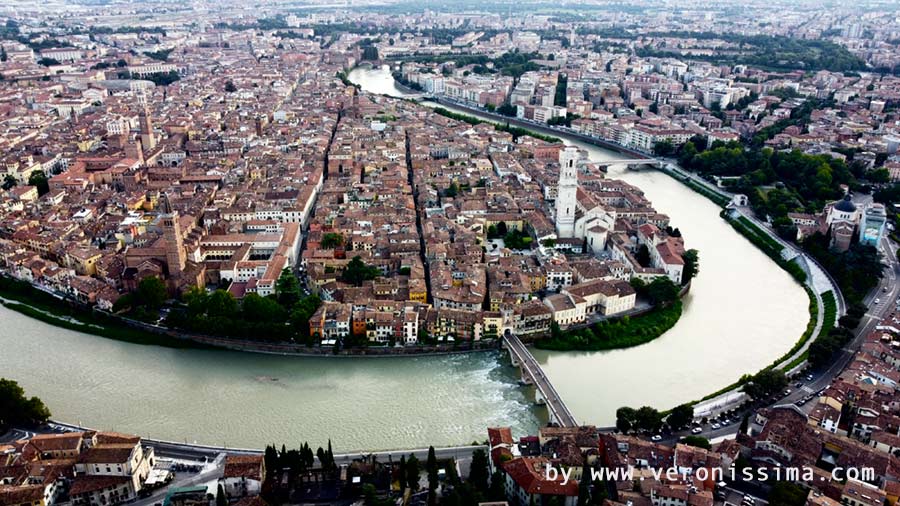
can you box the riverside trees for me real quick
[0,378,50,431]
[165,268,322,343]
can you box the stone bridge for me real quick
[502,332,578,427]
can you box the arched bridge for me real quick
[502,332,578,427]
[597,158,664,171]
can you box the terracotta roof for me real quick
[223,455,263,480]
[502,457,578,497]
[69,475,130,496]
[0,484,44,504]
[77,445,135,465]
[28,433,82,453]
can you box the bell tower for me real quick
[555,146,579,238]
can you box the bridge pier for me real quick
[519,369,533,386]
[508,349,520,367]
[534,388,546,406]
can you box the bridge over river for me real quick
[502,333,578,427]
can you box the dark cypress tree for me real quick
[468,449,489,494]
[398,455,407,491]
[406,454,421,491]
[427,446,438,505]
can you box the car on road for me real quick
[651,435,662,441]
[691,427,703,434]
[784,388,791,396]
[876,298,881,304]
[806,374,814,381]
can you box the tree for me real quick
[291,294,322,341]
[643,277,680,305]
[469,449,489,494]
[742,369,787,399]
[224,80,237,92]
[768,482,808,506]
[444,181,459,198]
[577,460,591,506]
[136,276,167,309]
[634,406,663,433]
[635,244,652,267]
[681,249,699,284]
[653,140,676,157]
[406,454,421,491]
[264,445,279,480]
[242,293,287,322]
[27,170,49,196]
[667,404,694,430]
[679,435,711,450]
[2,174,17,190]
[37,57,60,66]
[0,378,51,430]
[427,446,438,504]
[616,406,636,433]
[320,232,344,249]
[772,216,798,241]
[398,455,408,491]
[488,469,505,501]
[341,256,381,286]
[216,484,227,506]
[275,268,302,308]
[326,439,334,471]
[205,289,238,319]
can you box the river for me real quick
[0,66,807,453]
[0,304,539,451]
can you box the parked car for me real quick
[711,423,721,429]
[691,427,703,434]
[651,435,662,441]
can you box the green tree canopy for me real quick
[681,249,700,284]
[241,293,287,322]
[0,378,51,430]
[341,256,381,286]
[27,170,49,196]
[742,369,788,399]
[275,268,302,308]
[679,435,711,450]
[667,404,694,430]
[136,276,167,309]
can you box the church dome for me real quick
[834,195,856,213]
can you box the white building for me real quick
[555,147,579,238]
